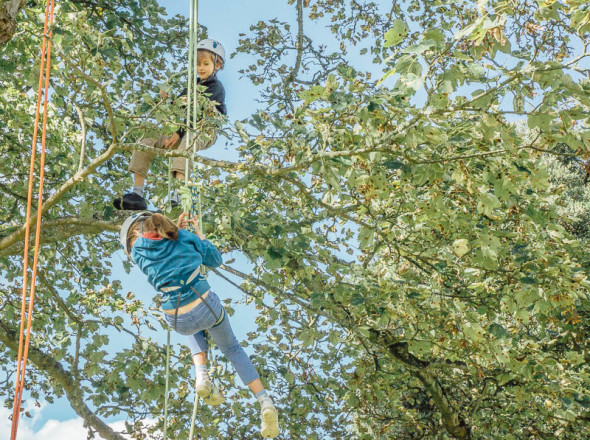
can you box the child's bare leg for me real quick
[193,351,210,391]
[192,351,207,368]
[248,378,264,395]
[130,173,147,201]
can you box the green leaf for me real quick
[453,239,470,258]
[383,19,409,47]
[477,192,502,217]
[402,40,436,55]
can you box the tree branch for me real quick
[0,217,119,257]
[374,330,472,440]
[73,101,87,173]
[287,0,304,85]
[0,0,26,45]
[61,55,118,141]
[0,318,128,440]
[0,138,120,253]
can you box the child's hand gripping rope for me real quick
[177,212,204,238]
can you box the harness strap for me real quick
[190,286,221,323]
[213,307,225,327]
[173,293,182,330]
[161,267,201,293]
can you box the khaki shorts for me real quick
[129,131,217,178]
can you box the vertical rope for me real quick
[198,184,203,231]
[164,1,199,438]
[184,0,197,183]
[11,1,55,438]
[191,0,200,172]
[188,1,202,435]
[167,158,172,211]
[163,328,171,440]
[188,386,200,440]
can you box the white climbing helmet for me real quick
[197,39,225,64]
[119,211,153,258]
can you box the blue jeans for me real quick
[164,291,260,385]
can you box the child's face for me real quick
[197,52,218,80]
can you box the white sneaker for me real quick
[203,386,225,406]
[260,398,279,438]
[195,373,225,406]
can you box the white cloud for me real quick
[0,406,35,440]
[0,405,152,440]
[29,417,86,440]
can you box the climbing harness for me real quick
[161,267,203,329]
[11,1,55,439]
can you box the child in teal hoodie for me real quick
[124,212,279,438]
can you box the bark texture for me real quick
[0,318,128,440]
[0,0,25,45]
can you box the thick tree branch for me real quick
[0,140,119,253]
[0,318,127,440]
[73,101,87,173]
[374,330,472,440]
[287,0,304,85]
[0,0,25,45]
[0,217,119,257]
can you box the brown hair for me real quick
[142,213,178,240]
[127,223,141,250]
[198,49,224,70]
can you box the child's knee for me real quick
[129,152,153,177]
[171,158,191,176]
[219,338,242,359]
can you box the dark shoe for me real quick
[113,192,147,211]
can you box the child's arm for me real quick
[164,132,181,149]
[202,80,226,116]
[195,231,223,268]
[179,213,223,268]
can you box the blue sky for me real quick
[3,0,402,438]
[9,0,586,437]
[3,1,344,438]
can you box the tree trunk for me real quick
[379,332,472,440]
[0,0,25,45]
[0,319,128,440]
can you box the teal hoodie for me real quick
[131,229,223,310]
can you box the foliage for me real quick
[1,1,590,439]
[544,143,590,240]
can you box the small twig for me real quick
[73,101,87,173]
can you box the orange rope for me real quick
[11,0,55,438]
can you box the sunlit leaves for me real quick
[383,19,409,48]
[1,0,590,439]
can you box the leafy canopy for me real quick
[1,1,590,439]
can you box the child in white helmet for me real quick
[120,211,280,438]
[114,39,227,211]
